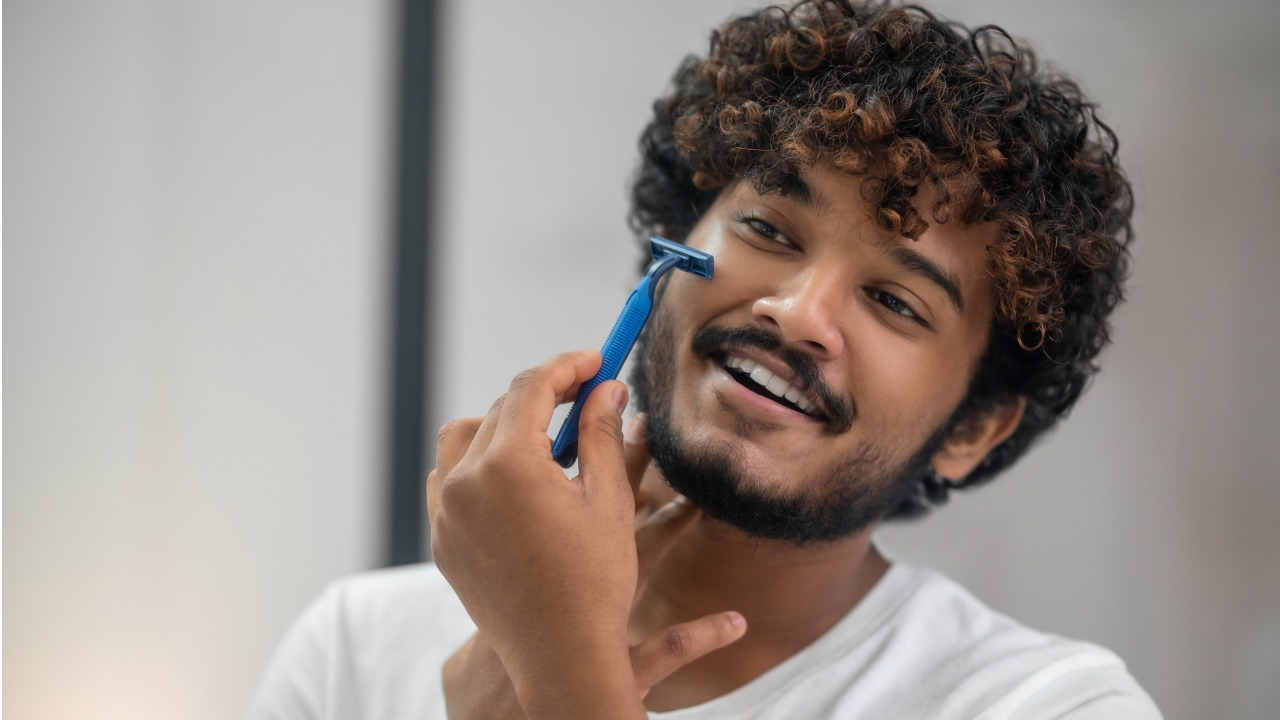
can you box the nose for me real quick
[751,267,846,359]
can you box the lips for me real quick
[690,325,853,432]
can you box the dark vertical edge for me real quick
[386,0,437,566]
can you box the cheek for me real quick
[662,239,764,320]
[687,227,729,259]
[851,340,966,430]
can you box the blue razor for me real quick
[552,236,714,467]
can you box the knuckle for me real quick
[593,411,624,444]
[436,418,479,445]
[436,471,473,515]
[509,368,540,393]
[662,626,693,657]
[436,420,462,444]
[486,394,507,416]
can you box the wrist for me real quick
[512,642,646,720]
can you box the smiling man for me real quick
[632,169,1013,547]
[248,2,1161,719]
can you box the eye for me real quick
[734,212,795,249]
[869,289,928,327]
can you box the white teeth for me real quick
[749,366,774,387]
[765,375,790,396]
[723,353,817,416]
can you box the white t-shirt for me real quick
[245,562,1161,719]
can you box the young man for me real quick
[249,2,1160,718]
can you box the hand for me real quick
[442,432,746,719]
[427,351,656,717]
[444,572,744,720]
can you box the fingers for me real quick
[491,350,602,449]
[576,379,630,497]
[630,612,747,696]
[455,351,601,468]
[437,418,483,477]
[427,418,483,527]
[635,496,701,594]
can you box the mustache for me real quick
[692,325,855,433]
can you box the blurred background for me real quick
[5,0,1278,718]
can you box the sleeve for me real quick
[978,652,1164,720]
[1047,668,1164,720]
[244,585,350,720]
[1031,663,1165,720]
[1052,691,1164,720]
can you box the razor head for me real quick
[649,236,714,279]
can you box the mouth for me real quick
[715,352,826,421]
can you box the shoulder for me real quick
[310,562,476,672]
[245,564,473,720]
[891,566,1163,719]
[318,562,469,633]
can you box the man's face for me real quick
[631,164,999,544]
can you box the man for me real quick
[249,1,1161,717]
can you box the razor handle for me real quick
[551,274,658,468]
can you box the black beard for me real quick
[629,303,954,546]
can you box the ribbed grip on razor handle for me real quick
[552,279,654,467]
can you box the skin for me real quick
[442,469,748,719]
[429,163,1026,717]
[631,164,1023,709]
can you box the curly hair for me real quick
[629,0,1134,518]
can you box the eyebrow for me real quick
[773,171,832,216]
[885,244,966,314]
[771,174,967,314]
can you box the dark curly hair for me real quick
[629,0,1134,518]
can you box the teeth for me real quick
[723,354,817,415]
[749,366,773,387]
[766,375,790,396]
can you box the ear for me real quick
[931,397,1027,481]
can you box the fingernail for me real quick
[728,612,746,629]
[673,494,691,506]
[611,384,628,414]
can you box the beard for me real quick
[629,303,956,546]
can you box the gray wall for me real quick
[4,1,393,718]
[433,1,1280,719]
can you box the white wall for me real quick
[434,1,1280,719]
[4,1,393,717]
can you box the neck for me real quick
[632,472,889,711]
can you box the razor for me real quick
[551,236,714,467]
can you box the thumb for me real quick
[576,380,629,495]
[630,612,748,696]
